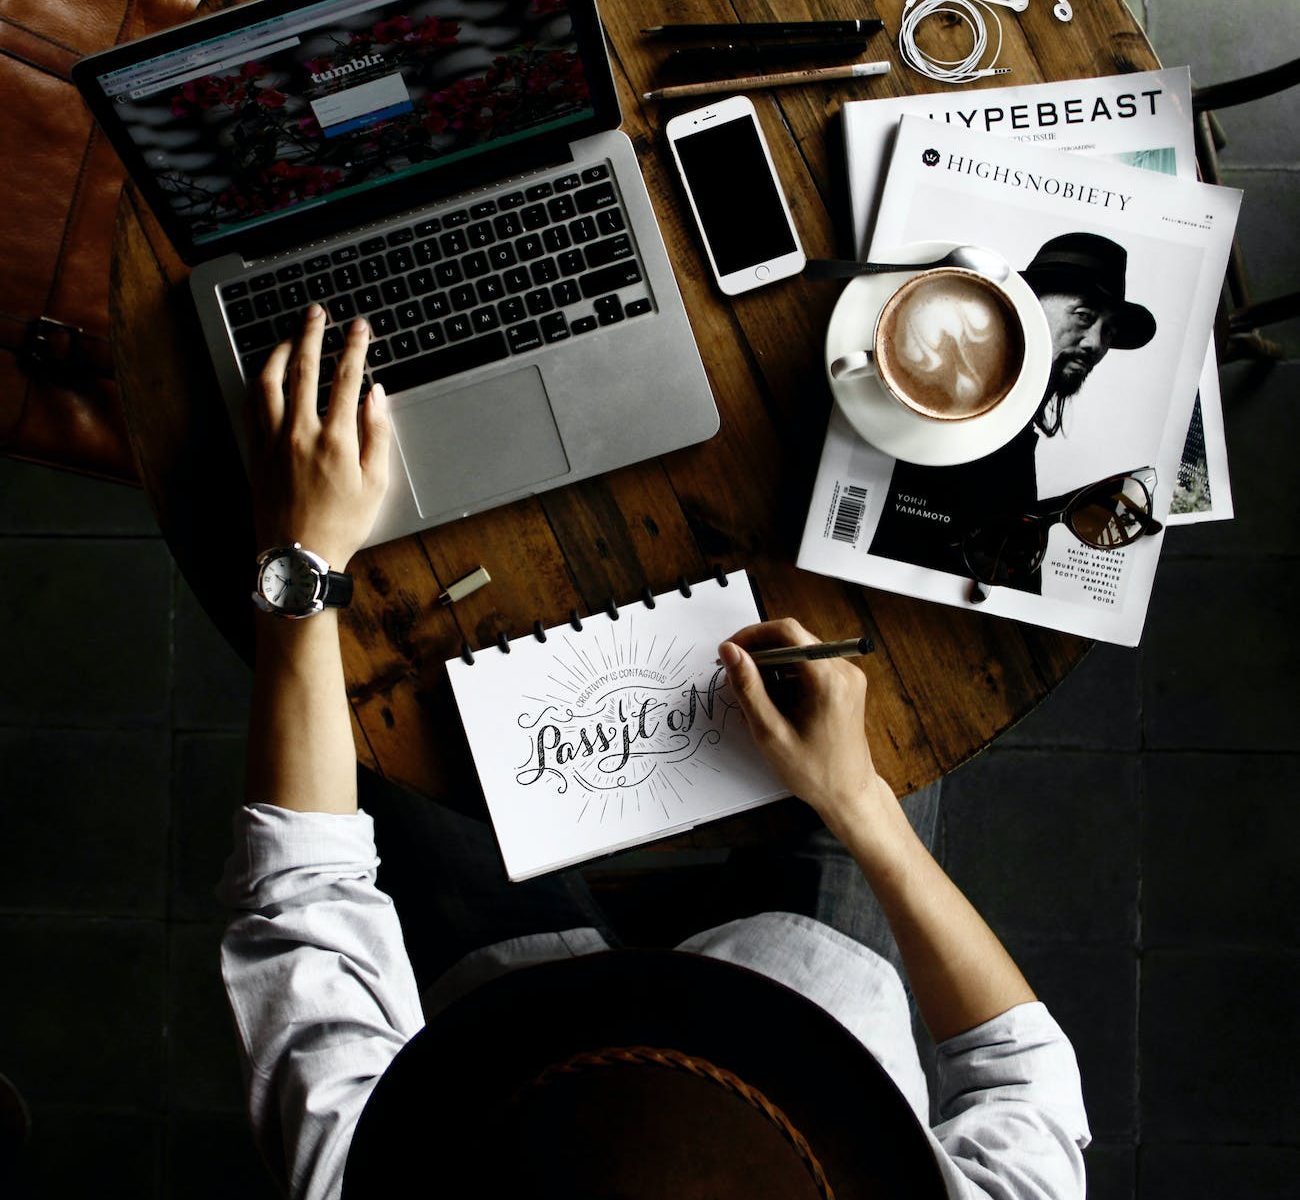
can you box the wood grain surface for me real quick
[109,0,1157,819]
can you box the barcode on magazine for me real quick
[828,483,869,547]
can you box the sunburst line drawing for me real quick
[657,635,678,671]
[545,674,578,696]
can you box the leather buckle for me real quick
[20,316,86,381]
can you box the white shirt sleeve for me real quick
[928,1001,1092,1200]
[216,803,426,1200]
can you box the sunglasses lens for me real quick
[963,520,1046,585]
[1068,477,1151,547]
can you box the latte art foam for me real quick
[875,270,1024,421]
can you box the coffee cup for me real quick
[830,266,1026,423]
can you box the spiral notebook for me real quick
[446,570,788,881]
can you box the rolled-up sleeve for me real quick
[929,1002,1091,1200]
[217,804,425,1200]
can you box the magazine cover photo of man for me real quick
[867,231,1158,594]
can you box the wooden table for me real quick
[110,0,1158,813]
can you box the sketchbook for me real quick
[446,571,788,881]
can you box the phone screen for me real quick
[675,115,796,277]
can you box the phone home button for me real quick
[754,264,771,281]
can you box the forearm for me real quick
[245,611,358,814]
[837,781,1036,1044]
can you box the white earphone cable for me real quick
[897,0,1013,84]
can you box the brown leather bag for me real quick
[0,0,199,484]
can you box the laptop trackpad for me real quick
[391,366,569,519]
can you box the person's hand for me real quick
[249,305,391,570]
[719,618,897,840]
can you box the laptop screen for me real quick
[92,0,599,248]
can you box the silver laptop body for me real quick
[75,0,717,548]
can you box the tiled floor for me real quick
[2,2,1297,1196]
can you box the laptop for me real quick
[75,0,717,547]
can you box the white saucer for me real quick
[825,240,1052,466]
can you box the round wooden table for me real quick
[111,0,1157,814]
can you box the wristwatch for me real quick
[252,542,353,619]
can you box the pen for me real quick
[642,20,885,41]
[662,38,873,72]
[644,61,890,101]
[718,636,876,668]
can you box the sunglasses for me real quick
[962,467,1163,603]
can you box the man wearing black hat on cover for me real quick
[221,306,1091,1198]
[868,232,1158,593]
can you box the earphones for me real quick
[898,0,1073,85]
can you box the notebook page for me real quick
[446,571,788,880]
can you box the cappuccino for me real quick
[874,269,1024,422]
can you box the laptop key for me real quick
[540,313,569,343]
[575,182,616,213]
[254,291,281,318]
[386,247,414,273]
[327,294,358,322]
[558,250,585,277]
[415,218,441,237]
[543,226,571,253]
[273,313,298,341]
[450,284,477,311]
[571,315,598,335]
[569,217,597,243]
[580,261,642,299]
[498,297,525,324]
[423,293,451,320]
[442,209,469,227]
[409,269,436,295]
[445,314,473,341]
[477,275,505,303]
[381,278,410,305]
[463,251,489,278]
[498,191,525,209]
[225,298,254,326]
[333,264,361,290]
[361,257,388,283]
[494,212,523,239]
[525,182,553,201]
[555,173,582,191]
[489,243,518,270]
[581,164,610,183]
[524,288,553,316]
[552,280,580,308]
[547,195,576,222]
[356,285,383,312]
[396,301,423,329]
[331,246,359,264]
[584,234,633,270]
[472,305,500,333]
[417,323,446,352]
[440,229,468,256]
[597,208,626,236]
[276,263,303,282]
[468,222,495,248]
[415,239,441,265]
[373,330,509,393]
[626,298,653,318]
[371,310,397,336]
[323,326,345,354]
[386,227,414,245]
[521,204,548,231]
[368,340,393,367]
[391,330,419,358]
[250,272,276,290]
[435,261,464,287]
[307,274,334,301]
[595,295,624,325]
[221,281,249,301]
[305,254,332,273]
[360,237,386,254]
[530,259,559,286]
[470,200,498,219]
[504,267,531,294]
[280,281,308,307]
[235,322,276,353]
[507,321,543,354]
[516,234,543,261]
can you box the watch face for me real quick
[259,553,319,613]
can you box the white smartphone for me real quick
[665,95,806,296]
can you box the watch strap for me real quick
[320,569,354,608]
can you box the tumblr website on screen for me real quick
[99,0,594,243]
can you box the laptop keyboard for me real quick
[218,162,654,410]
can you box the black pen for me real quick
[663,38,872,72]
[717,636,876,668]
[642,19,884,41]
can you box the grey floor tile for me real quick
[1144,753,1300,948]
[1009,944,1138,1141]
[997,643,1141,751]
[1147,0,1300,167]
[1219,168,1300,360]
[0,730,169,917]
[173,569,252,731]
[167,924,244,1114]
[166,1112,279,1199]
[1140,949,1300,1144]
[1139,1145,1300,1200]
[0,539,172,728]
[0,457,158,537]
[1163,361,1300,559]
[0,917,165,1109]
[21,1108,161,1200]
[1143,558,1300,752]
[1086,1140,1136,1200]
[172,734,247,923]
[941,751,1140,945]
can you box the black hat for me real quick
[342,949,947,1199]
[1021,232,1157,350]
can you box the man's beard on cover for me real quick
[1048,350,1097,401]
